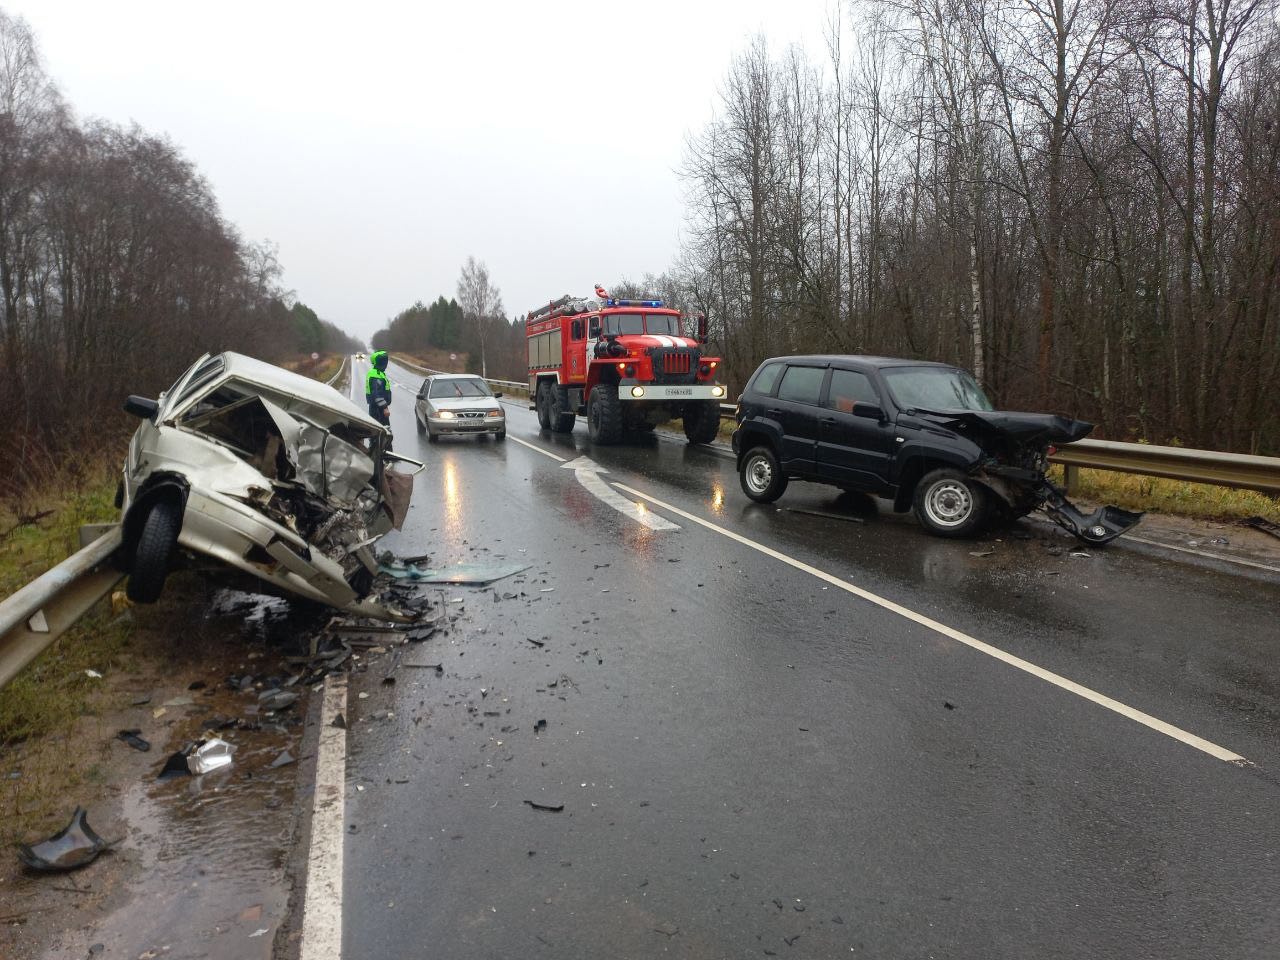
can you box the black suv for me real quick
[730,355,1141,545]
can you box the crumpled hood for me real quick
[917,409,1094,445]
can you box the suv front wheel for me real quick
[739,446,787,503]
[913,468,988,538]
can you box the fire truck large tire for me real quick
[550,386,576,433]
[587,389,622,444]
[683,400,721,444]
[535,381,552,430]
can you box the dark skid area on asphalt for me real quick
[332,360,1280,959]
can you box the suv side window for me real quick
[825,368,878,413]
[748,361,784,397]
[776,365,826,406]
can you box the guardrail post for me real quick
[1063,464,1080,495]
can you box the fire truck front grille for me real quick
[648,348,699,385]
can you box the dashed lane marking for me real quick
[300,675,348,960]
[614,482,1248,766]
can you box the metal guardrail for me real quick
[326,354,348,387]
[1051,439,1280,496]
[0,525,124,689]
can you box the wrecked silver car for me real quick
[118,352,422,615]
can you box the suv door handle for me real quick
[767,408,783,417]
[820,417,836,424]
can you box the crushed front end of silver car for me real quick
[119,352,422,618]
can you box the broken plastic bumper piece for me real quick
[17,807,115,872]
[1041,481,1143,545]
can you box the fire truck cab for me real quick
[526,286,727,445]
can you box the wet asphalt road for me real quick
[340,359,1280,959]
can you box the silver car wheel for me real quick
[744,453,773,495]
[923,479,973,528]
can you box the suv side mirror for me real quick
[124,395,160,421]
[696,313,708,344]
[852,401,886,421]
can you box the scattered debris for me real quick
[162,695,194,707]
[17,808,115,873]
[83,669,102,680]
[786,507,865,523]
[378,559,531,585]
[1070,551,1092,559]
[653,922,679,937]
[115,729,151,752]
[523,800,564,813]
[534,719,547,733]
[944,702,955,710]
[130,695,152,706]
[968,550,994,558]
[188,680,207,691]
[331,712,347,729]
[269,750,295,769]
[1243,516,1280,540]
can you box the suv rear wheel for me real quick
[913,468,988,538]
[739,445,787,503]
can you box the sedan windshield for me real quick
[429,378,492,399]
[881,366,993,411]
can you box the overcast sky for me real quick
[14,1,832,342]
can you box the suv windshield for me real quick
[429,378,492,399]
[881,366,993,412]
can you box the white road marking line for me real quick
[300,676,348,960]
[561,457,680,532]
[614,482,1248,765]
[1123,534,1280,574]
[507,434,567,463]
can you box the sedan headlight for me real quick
[437,410,454,419]
[486,410,503,418]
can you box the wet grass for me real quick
[1050,465,1280,523]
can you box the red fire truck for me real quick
[526,286,727,445]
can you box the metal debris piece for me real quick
[269,750,295,769]
[116,729,150,752]
[187,738,234,775]
[523,800,564,813]
[17,808,115,873]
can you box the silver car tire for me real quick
[913,468,988,538]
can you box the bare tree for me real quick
[456,256,504,379]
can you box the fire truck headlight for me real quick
[631,386,645,398]
[711,386,726,398]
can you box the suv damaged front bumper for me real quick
[1038,479,1143,545]
[979,467,1142,545]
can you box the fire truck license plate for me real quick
[669,388,692,396]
